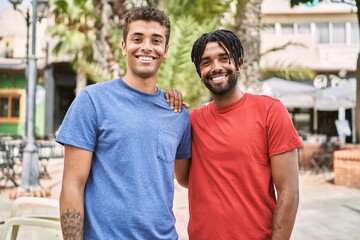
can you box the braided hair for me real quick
[191,29,244,77]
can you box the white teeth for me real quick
[212,76,225,81]
[138,56,153,62]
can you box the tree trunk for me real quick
[92,0,128,78]
[76,69,88,95]
[233,0,262,93]
[355,54,360,143]
[354,1,360,143]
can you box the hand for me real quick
[164,89,190,112]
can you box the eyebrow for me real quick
[200,53,229,62]
[130,32,165,39]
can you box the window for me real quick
[0,98,8,117]
[316,23,329,44]
[261,23,275,34]
[297,23,311,34]
[351,23,359,44]
[11,98,20,117]
[332,23,346,44]
[281,23,294,34]
[0,95,20,119]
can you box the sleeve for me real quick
[55,89,98,152]
[175,111,192,160]
[266,100,303,157]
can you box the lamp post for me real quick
[8,0,49,195]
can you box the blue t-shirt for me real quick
[56,79,191,239]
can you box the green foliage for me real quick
[48,0,231,107]
[109,27,127,76]
[236,0,249,14]
[77,60,112,83]
[290,0,322,7]
[164,0,233,23]
[153,0,230,108]
[157,16,219,108]
[261,64,316,82]
[127,0,229,108]
[49,0,98,79]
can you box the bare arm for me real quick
[270,149,299,240]
[174,159,190,188]
[60,145,92,240]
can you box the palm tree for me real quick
[91,0,129,78]
[48,0,99,93]
[146,0,233,108]
[233,0,263,93]
[48,0,233,107]
[157,16,219,107]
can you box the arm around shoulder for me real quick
[60,144,92,240]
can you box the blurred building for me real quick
[0,6,76,138]
[261,0,358,77]
[261,0,359,143]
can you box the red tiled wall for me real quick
[334,149,360,189]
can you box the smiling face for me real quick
[199,41,241,96]
[122,20,168,81]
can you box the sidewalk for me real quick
[1,159,360,239]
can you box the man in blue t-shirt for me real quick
[56,7,191,240]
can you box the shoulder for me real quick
[175,108,190,126]
[77,79,120,102]
[244,93,285,111]
[190,102,212,124]
[245,93,279,105]
[84,79,119,93]
[191,102,212,115]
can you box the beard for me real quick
[202,70,238,96]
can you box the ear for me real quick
[164,44,169,59]
[238,58,244,69]
[121,40,127,56]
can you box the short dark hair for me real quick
[191,29,244,77]
[123,6,171,46]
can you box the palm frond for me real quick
[77,60,112,83]
[157,15,218,108]
[261,65,316,81]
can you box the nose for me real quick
[141,39,152,51]
[211,59,222,72]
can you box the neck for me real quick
[122,74,157,94]
[212,83,244,108]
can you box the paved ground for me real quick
[1,159,360,239]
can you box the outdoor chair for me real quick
[0,197,61,240]
[37,139,64,179]
[10,196,60,218]
[0,217,61,240]
[38,145,52,179]
[311,142,340,173]
[0,144,18,189]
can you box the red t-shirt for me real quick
[188,93,303,240]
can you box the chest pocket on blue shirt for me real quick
[157,129,178,163]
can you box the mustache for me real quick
[205,70,233,79]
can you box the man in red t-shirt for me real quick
[187,29,302,239]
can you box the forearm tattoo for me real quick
[61,208,84,240]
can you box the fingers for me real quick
[164,89,184,112]
[172,90,182,112]
[183,102,190,109]
[164,89,171,103]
